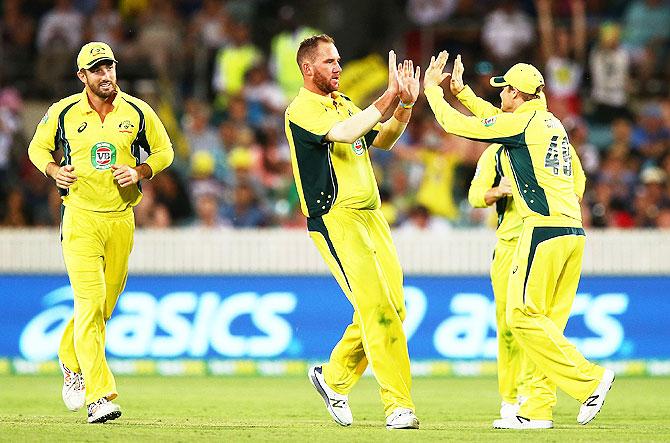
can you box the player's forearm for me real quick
[373,106,411,150]
[28,143,57,177]
[134,163,153,180]
[468,185,489,208]
[456,86,502,119]
[144,146,174,178]
[326,105,383,144]
[484,187,505,206]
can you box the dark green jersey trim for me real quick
[363,129,379,149]
[123,98,150,191]
[55,100,80,197]
[289,121,337,218]
[523,226,585,303]
[506,147,550,216]
[307,216,351,291]
[493,145,507,227]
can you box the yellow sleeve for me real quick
[28,104,60,175]
[456,86,502,119]
[468,144,500,208]
[142,103,174,177]
[424,85,530,146]
[570,144,586,200]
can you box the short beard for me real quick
[89,81,116,100]
[313,70,336,94]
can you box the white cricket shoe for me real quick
[308,365,353,426]
[500,401,520,419]
[493,416,553,429]
[87,397,122,424]
[577,368,615,425]
[386,408,420,430]
[60,360,85,412]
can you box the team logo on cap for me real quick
[89,45,107,57]
[90,142,117,170]
[352,138,365,156]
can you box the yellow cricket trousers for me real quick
[57,205,134,405]
[507,217,604,420]
[307,207,414,416]
[491,238,531,404]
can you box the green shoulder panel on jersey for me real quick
[523,226,586,302]
[363,129,379,149]
[122,97,151,163]
[502,111,550,217]
[493,145,507,227]
[55,99,81,197]
[289,121,338,218]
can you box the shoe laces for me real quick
[87,397,109,416]
[62,364,85,390]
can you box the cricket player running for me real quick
[423,51,614,429]
[28,42,174,423]
[284,34,420,429]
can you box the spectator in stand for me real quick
[588,22,631,124]
[213,21,261,109]
[635,167,670,227]
[1,187,28,226]
[192,192,228,228]
[537,0,587,120]
[564,116,600,177]
[0,0,36,94]
[182,99,229,182]
[621,0,670,63]
[87,0,124,48]
[631,103,670,169]
[481,0,534,66]
[35,0,84,97]
[397,204,452,233]
[220,179,268,227]
[243,64,287,129]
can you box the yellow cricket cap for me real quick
[489,63,544,94]
[77,42,118,70]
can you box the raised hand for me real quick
[387,50,400,96]
[423,50,450,89]
[397,59,421,105]
[449,54,465,95]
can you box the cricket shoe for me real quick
[493,416,553,429]
[60,360,85,411]
[577,368,615,425]
[308,365,353,426]
[386,408,420,430]
[500,401,520,419]
[87,397,122,424]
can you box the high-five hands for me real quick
[449,54,465,95]
[423,50,451,89]
[397,59,420,105]
[387,50,400,97]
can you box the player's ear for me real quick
[76,69,87,85]
[302,62,312,77]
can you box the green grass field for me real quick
[1,375,669,442]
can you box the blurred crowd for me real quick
[1,0,669,230]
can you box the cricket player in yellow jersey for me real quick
[28,42,173,424]
[424,51,614,429]
[284,34,420,429]
[448,54,587,421]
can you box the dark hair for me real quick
[296,34,335,72]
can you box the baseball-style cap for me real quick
[77,42,118,70]
[490,63,545,95]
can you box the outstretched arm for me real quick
[449,54,502,118]
[326,50,400,144]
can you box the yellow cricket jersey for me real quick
[284,87,382,218]
[426,85,582,222]
[28,88,173,212]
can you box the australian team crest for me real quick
[90,142,117,170]
[118,120,134,133]
[352,138,365,156]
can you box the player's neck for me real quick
[85,88,116,122]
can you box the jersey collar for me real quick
[77,86,124,114]
[298,87,345,110]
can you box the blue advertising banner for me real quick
[1,275,669,362]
